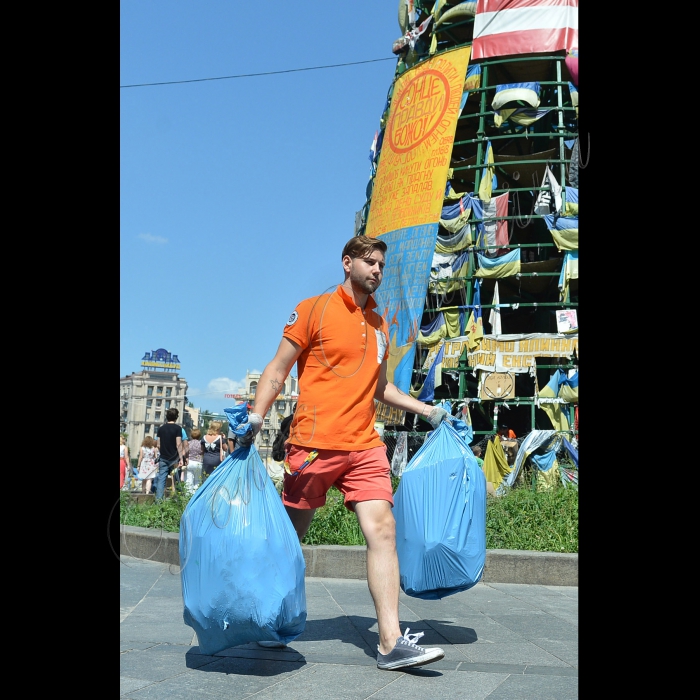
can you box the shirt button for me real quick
[362,333,366,337]
[361,322,365,326]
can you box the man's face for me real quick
[347,250,385,295]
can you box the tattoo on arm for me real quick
[270,379,282,393]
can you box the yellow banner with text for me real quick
[423,334,579,374]
[365,46,472,237]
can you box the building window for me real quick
[144,424,150,434]
[122,412,128,421]
[146,411,151,421]
[165,400,171,409]
[155,411,162,421]
[166,387,172,397]
[250,381,258,395]
[122,401,128,410]
[147,386,154,396]
[147,399,153,408]
[156,399,162,408]
[157,386,163,395]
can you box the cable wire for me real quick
[120,56,396,88]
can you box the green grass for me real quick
[119,474,578,553]
[485,485,578,553]
[120,490,192,532]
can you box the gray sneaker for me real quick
[376,628,445,670]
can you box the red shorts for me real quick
[282,444,393,511]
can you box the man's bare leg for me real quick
[285,505,316,541]
[353,499,402,654]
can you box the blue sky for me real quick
[120,1,402,415]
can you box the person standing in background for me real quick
[172,426,189,490]
[137,435,158,495]
[201,420,225,479]
[155,408,184,501]
[187,428,204,488]
[120,436,130,490]
[496,424,516,440]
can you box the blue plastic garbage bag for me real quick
[394,420,486,600]
[179,443,307,655]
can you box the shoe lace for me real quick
[400,627,425,649]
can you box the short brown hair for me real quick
[142,435,155,448]
[190,428,202,439]
[341,235,387,261]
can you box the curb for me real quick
[117,525,577,586]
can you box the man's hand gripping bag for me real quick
[179,443,307,655]
[394,420,487,600]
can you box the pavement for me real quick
[120,555,578,699]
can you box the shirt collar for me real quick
[336,284,377,312]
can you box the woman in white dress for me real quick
[137,435,159,495]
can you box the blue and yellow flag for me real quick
[537,370,570,432]
[474,249,521,278]
[544,214,578,251]
[478,140,497,204]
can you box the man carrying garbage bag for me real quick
[236,235,452,671]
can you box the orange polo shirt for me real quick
[282,285,389,451]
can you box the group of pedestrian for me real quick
[120,409,232,498]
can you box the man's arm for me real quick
[374,358,451,428]
[251,337,303,422]
[236,337,303,447]
[374,358,433,419]
[176,436,183,464]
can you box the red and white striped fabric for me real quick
[472,0,578,61]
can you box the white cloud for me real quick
[207,377,246,393]
[139,233,168,244]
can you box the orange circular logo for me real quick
[386,70,450,154]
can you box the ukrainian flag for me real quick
[558,371,578,404]
[478,140,496,204]
[428,250,472,294]
[544,214,578,251]
[474,248,521,278]
[537,371,570,432]
[416,308,463,345]
[562,187,578,217]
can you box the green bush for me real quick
[119,475,578,553]
[485,486,578,553]
[119,490,192,532]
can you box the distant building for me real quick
[183,406,200,434]
[120,352,189,459]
